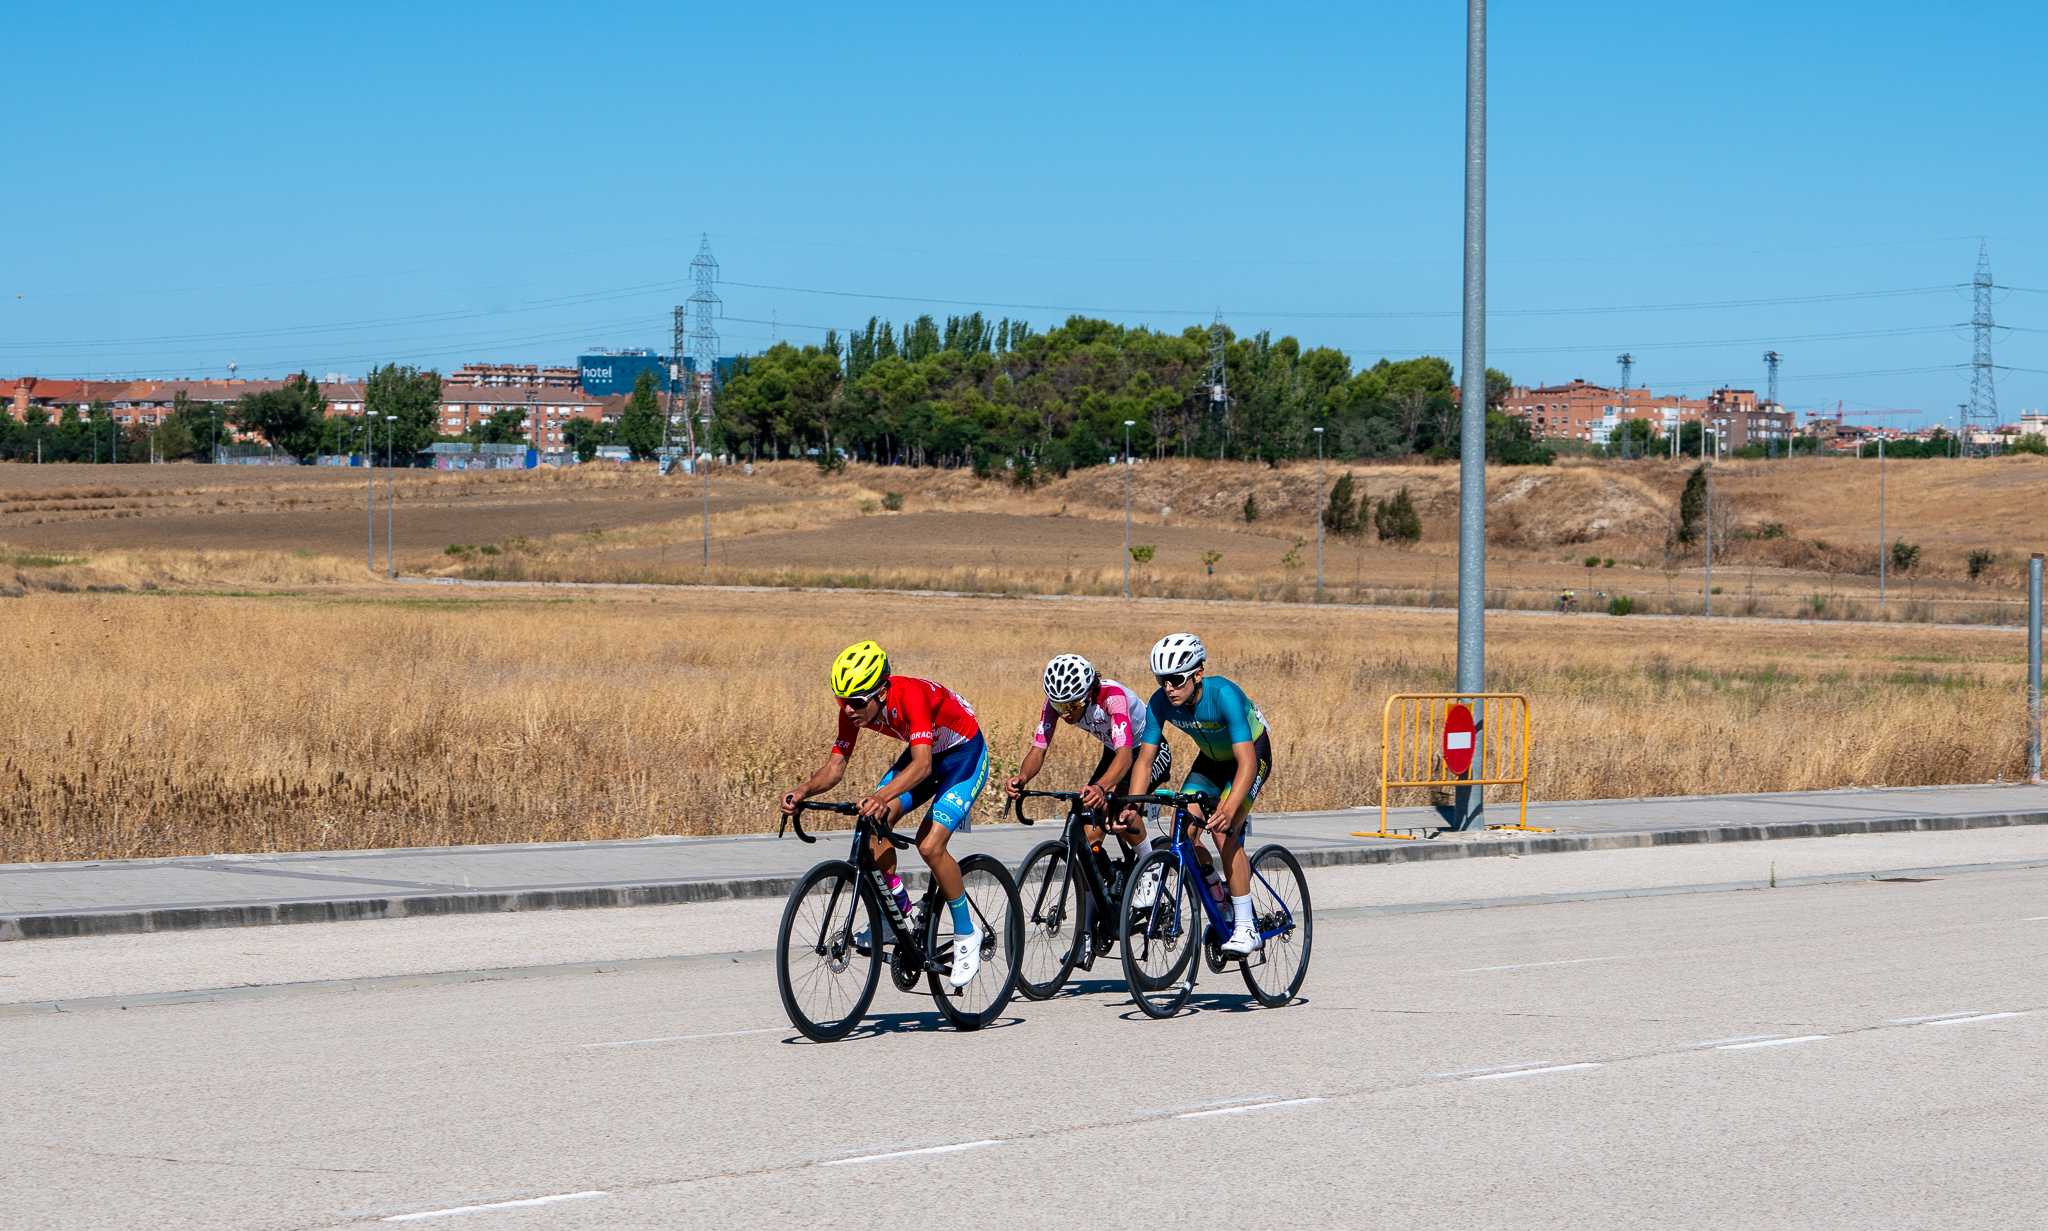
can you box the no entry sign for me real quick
[1441,703,1477,776]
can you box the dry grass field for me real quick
[0,586,2024,862]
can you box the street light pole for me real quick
[385,415,397,579]
[1313,426,1325,603]
[1877,435,1886,611]
[366,413,375,574]
[1452,0,1488,830]
[1122,419,1136,600]
[700,409,712,569]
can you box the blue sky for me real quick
[5,1,2043,423]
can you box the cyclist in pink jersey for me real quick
[1004,654,1171,864]
[783,640,991,988]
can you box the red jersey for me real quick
[832,675,980,758]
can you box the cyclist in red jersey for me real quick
[781,640,991,987]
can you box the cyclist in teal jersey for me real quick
[1121,632,1274,957]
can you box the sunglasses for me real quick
[1051,696,1087,717]
[843,690,885,711]
[1156,671,1196,689]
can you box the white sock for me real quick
[1232,894,1254,931]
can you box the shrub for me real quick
[1323,473,1361,537]
[881,491,904,512]
[1583,555,1601,568]
[1891,539,1921,574]
[1375,486,1422,543]
[1602,558,1614,568]
[1968,549,1995,582]
[1129,545,1156,566]
[1201,550,1222,576]
[1242,493,1259,523]
[1607,595,1635,616]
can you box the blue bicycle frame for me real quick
[1117,792,1295,948]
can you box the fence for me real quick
[1356,692,1543,839]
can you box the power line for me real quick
[713,278,1965,322]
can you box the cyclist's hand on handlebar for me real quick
[1004,775,1025,800]
[1203,804,1235,836]
[857,794,890,821]
[780,790,802,816]
[1078,783,1108,811]
[1119,803,1140,826]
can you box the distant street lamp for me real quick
[366,413,375,573]
[1122,419,1136,600]
[700,408,713,569]
[1313,426,1326,603]
[384,415,398,578]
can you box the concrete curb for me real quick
[6,808,2046,942]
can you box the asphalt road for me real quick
[4,830,2044,1229]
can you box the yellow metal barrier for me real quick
[1353,693,1547,839]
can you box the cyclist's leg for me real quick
[910,735,988,906]
[1179,757,1230,880]
[1218,734,1272,895]
[872,747,916,882]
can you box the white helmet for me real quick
[1042,653,1096,704]
[1149,633,1206,678]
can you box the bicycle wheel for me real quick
[775,860,881,1043]
[1119,850,1196,1019]
[1239,844,1313,1008]
[1015,839,1084,1001]
[926,853,1023,1030]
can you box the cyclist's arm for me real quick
[785,751,849,811]
[872,741,933,806]
[1013,743,1048,787]
[1093,745,1134,794]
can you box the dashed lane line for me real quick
[580,1027,782,1048]
[382,1191,607,1222]
[822,1140,1004,1167]
[1175,1097,1326,1119]
[1470,1063,1603,1081]
[1715,1035,1829,1050]
[1453,956,1626,974]
[1924,1011,2030,1026]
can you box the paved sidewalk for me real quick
[5,783,2047,941]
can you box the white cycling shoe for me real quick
[1221,922,1264,957]
[1129,864,1163,910]
[948,931,982,988]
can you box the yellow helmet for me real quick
[830,640,890,699]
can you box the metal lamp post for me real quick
[1313,426,1325,603]
[1877,435,1886,610]
[365,413,376,574]
[700,408,713,568]
[1451,0,1488,830]
[1123,419,1136,600]
[384,415,397,578]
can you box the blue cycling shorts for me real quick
[878,733,988,834]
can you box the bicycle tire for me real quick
[926,853,1023,1030]
[1015,840,1084,1001]
[1239,844,1313,1008]
[775,860,882,1043]
[1119,850,1196,1020]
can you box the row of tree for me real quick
[712,315,1553,475]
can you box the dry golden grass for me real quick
[0,586,2025,862]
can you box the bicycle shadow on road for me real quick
[1115,991,1311,1021]
[778,1012,1027,1045]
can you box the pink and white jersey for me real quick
[1032,677,1149,753]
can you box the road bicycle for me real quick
[774,800,1023,1043]
[1117,791,1313,1019]
[1010,788,1157,1000]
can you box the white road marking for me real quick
[2024,916,2048,922]
[1431,1061,1554,1078]
[1140,1093,1284,1116]
[1716,1035,1828,1050]
[1175,1097,1325,1119]
[1454,956,1624,974]
[1924,1011,2030,1026]
[1469,1063,1602,1081]
[823,1140,1003,1166]
[383,1191,607,1222]
[580,1027,781,1048]
[1889,1012,1985,1025]
[1692,1035,1781,1048]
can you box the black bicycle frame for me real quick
[781,800,1001,969]
[1010,789,1128,962]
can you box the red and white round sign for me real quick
[1441,703,1477,777]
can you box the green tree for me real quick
[1242,493,1259,523]
[562,417,612,463]
[1322,472,1361,537]
[233,374,328,462]
[468,407,528,445]
[1609,417,1659,457]
[2009,433,2048,456]
[614,369,665,460]
[1890,539,1921,574]
[365,364,443,459]
[1375,485,1422,542]
[1677,464,1708,545]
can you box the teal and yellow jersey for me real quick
[1140,674,1268,763]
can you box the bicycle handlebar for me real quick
[777,799,915,849]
